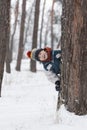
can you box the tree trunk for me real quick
[30,0,40,72]
[51,0,55,49]
[16,0,26,71]
[39,0,46,48]
[44,14,50,47]
[0,0,10,96]
[6,1,11,73]
[24,1,35,45]
[10,0,19,62]
[61,0,87,115]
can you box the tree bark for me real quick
[16,0,26,71]
[61,0,87,115]
[30,0,40,72]
[6,1,11,73]
[0,0,10,96]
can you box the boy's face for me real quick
[38,50,48,61]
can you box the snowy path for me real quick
[0,60,87,130]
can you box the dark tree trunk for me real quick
[30,0,40,72]
[0,0,10,96]
[6,1,11,73]
[16,0,26,71]
[61,0,87,115]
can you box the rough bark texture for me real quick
[30,0,40,72]
[61,0,87,115]
[6,1,11,73]
[0,0,10,96]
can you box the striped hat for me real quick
[27,48,43,61]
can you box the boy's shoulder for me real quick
[52,50,61,58]
[53,49,61,53]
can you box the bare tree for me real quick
[10,0,19,62]
[51,0,55,49]
[44,14,50,47]
[39,0,46,48]
[24,1,35,45]
[30,0,40,72]
[59,0,87,115]
[16,0,26,71]
[0,0,10,96]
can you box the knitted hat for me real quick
[27,48,43,61]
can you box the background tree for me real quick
[51,0,55,49]
[24,1,35,48]
[10,0,19,62]
[30,0,40,72]
[16,0,26,71]
[43,0,62,49]
[0,0,10,96]
[60,0,87,115]
[44,15,50,47]
[39,0,46,48]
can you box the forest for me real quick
[0,1,87,129]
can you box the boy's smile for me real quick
[38,50,48,61]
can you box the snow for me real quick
[0,60,87,130]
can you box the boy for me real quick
[27,47,61,91]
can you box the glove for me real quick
[55,85,60,91]
[55,80,61,91]
[55,80,60,86]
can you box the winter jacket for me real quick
[43,50,61,74]
[42,49,61,83]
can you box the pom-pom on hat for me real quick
[27,48,43,61]
[27,51,31,58]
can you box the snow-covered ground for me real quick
[0,60,87,130]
